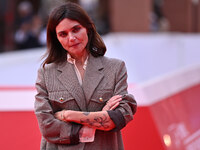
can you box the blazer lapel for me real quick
[57,62,87,111]
[82,55,104,103]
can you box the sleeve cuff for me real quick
[107,110,126,132]
[70,123,82,145]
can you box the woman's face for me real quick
[56,18,88,58]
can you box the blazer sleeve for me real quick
[34,67,81,145]
[108,60,137,131]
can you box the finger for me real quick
[108,95,122,102]
[112,95,122,100]
[110,102,119,110]
[103,95,123,111]
[55,112,58,117]
[55,113,60,119]
[109,97,122,109]
[108,97,122,106]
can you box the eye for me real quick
[58,32,67,38]
[72,26,81,33]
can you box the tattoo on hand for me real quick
[80,114,109,129]
[82,112,90,116]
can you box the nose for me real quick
[69,33,76,42]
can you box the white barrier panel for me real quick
[129,64,200,106]
[0,88,36,111]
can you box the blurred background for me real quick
[0,0,200,150]
[0,0,200,52]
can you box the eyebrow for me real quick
[57,24,81,34]
[73,24,81,28]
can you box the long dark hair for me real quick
[43,2,106,67]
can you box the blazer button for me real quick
[99,97,103,102]
[59,96,64,102]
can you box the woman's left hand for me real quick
[102,95,122,111]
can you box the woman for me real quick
[34,2,137,150]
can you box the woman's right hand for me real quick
[102,95,122,111]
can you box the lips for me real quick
[70,43,80,47]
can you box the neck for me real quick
[71,50,88,65]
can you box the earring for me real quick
[92,47,98,52]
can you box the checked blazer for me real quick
[34,54,137,150]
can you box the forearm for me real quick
[62,110,115,131]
